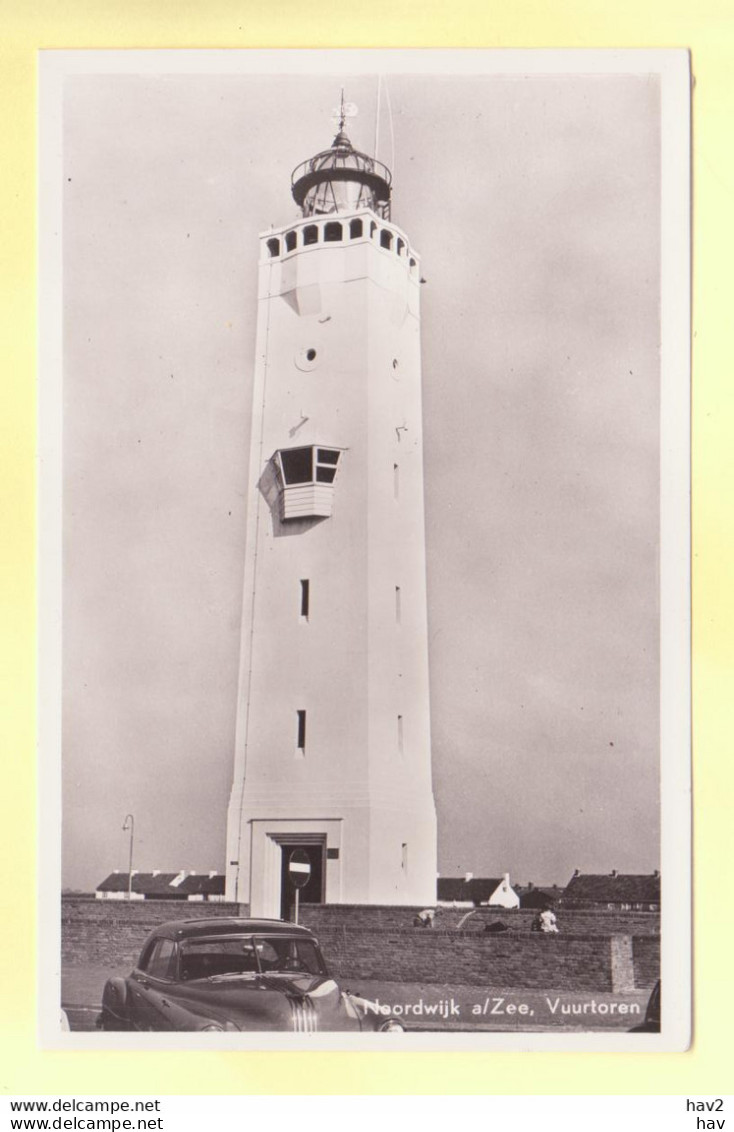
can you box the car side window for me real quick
[146,938,177,980]
[137,940,158,972]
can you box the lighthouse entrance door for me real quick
[279,841,325,920]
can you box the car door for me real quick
[128,938,179,1030]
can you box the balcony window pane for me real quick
[281,447,313,484]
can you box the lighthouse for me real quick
[225,100,438,916]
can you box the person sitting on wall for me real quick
[535,904,559,934]
[413,908,436,928]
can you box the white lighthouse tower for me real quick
[225,100,437,916]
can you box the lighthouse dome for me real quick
[291,126,392,219]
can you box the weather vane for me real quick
[331,88,358,132]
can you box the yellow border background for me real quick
[2,0,729,1095]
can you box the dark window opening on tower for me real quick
[409,256,416,272]
[300,579,310,619]
[380,229,393,250]
[349,218,363,239]
[315,448,339,483]
[285,230,297,252]
[280,447,313,485]
[324,221,342,242]
[277,446,342,486]
[266,237,280,258]
[274,446,343,520]
[370,221,377,238]
[297,710,307,752]
[303,225,319,246]
[397,238,405,256]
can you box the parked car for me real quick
[98,917,404,1033]
[630,980,660,1032]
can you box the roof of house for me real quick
[516,885,560,908]
[437,877,504,904]
[96,872,225,897]
[562,873,660,904]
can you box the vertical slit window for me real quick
[395,586,401,624]
[401,843,408,873]
[297,710,307,753]
[285,230,297,252]
[300,580,310,620]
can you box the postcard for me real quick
[38,48,691,1050]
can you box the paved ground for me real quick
[62,965,650,1033]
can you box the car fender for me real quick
[99,977,132,1030]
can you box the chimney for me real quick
[653,869,659,878]
[573,868,580,877]
[610,869,618,878]
[528,882,534,891]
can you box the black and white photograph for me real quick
[40,49,690,1048]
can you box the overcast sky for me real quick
[61,64,661,892]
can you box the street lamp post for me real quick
[122,814,135,900]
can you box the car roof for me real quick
[148,917,318,941]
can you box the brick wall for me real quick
[633,935,661,988]
[313,928,624,991]
[61,897,659,992]
[62,897,248,968]
[298,904,660,937]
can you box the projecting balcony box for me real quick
[272,445,344,521]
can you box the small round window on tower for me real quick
[295,347,320,372]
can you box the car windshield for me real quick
[253,936,326,976]
[178,935,326,980]
[179,939,259,981]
